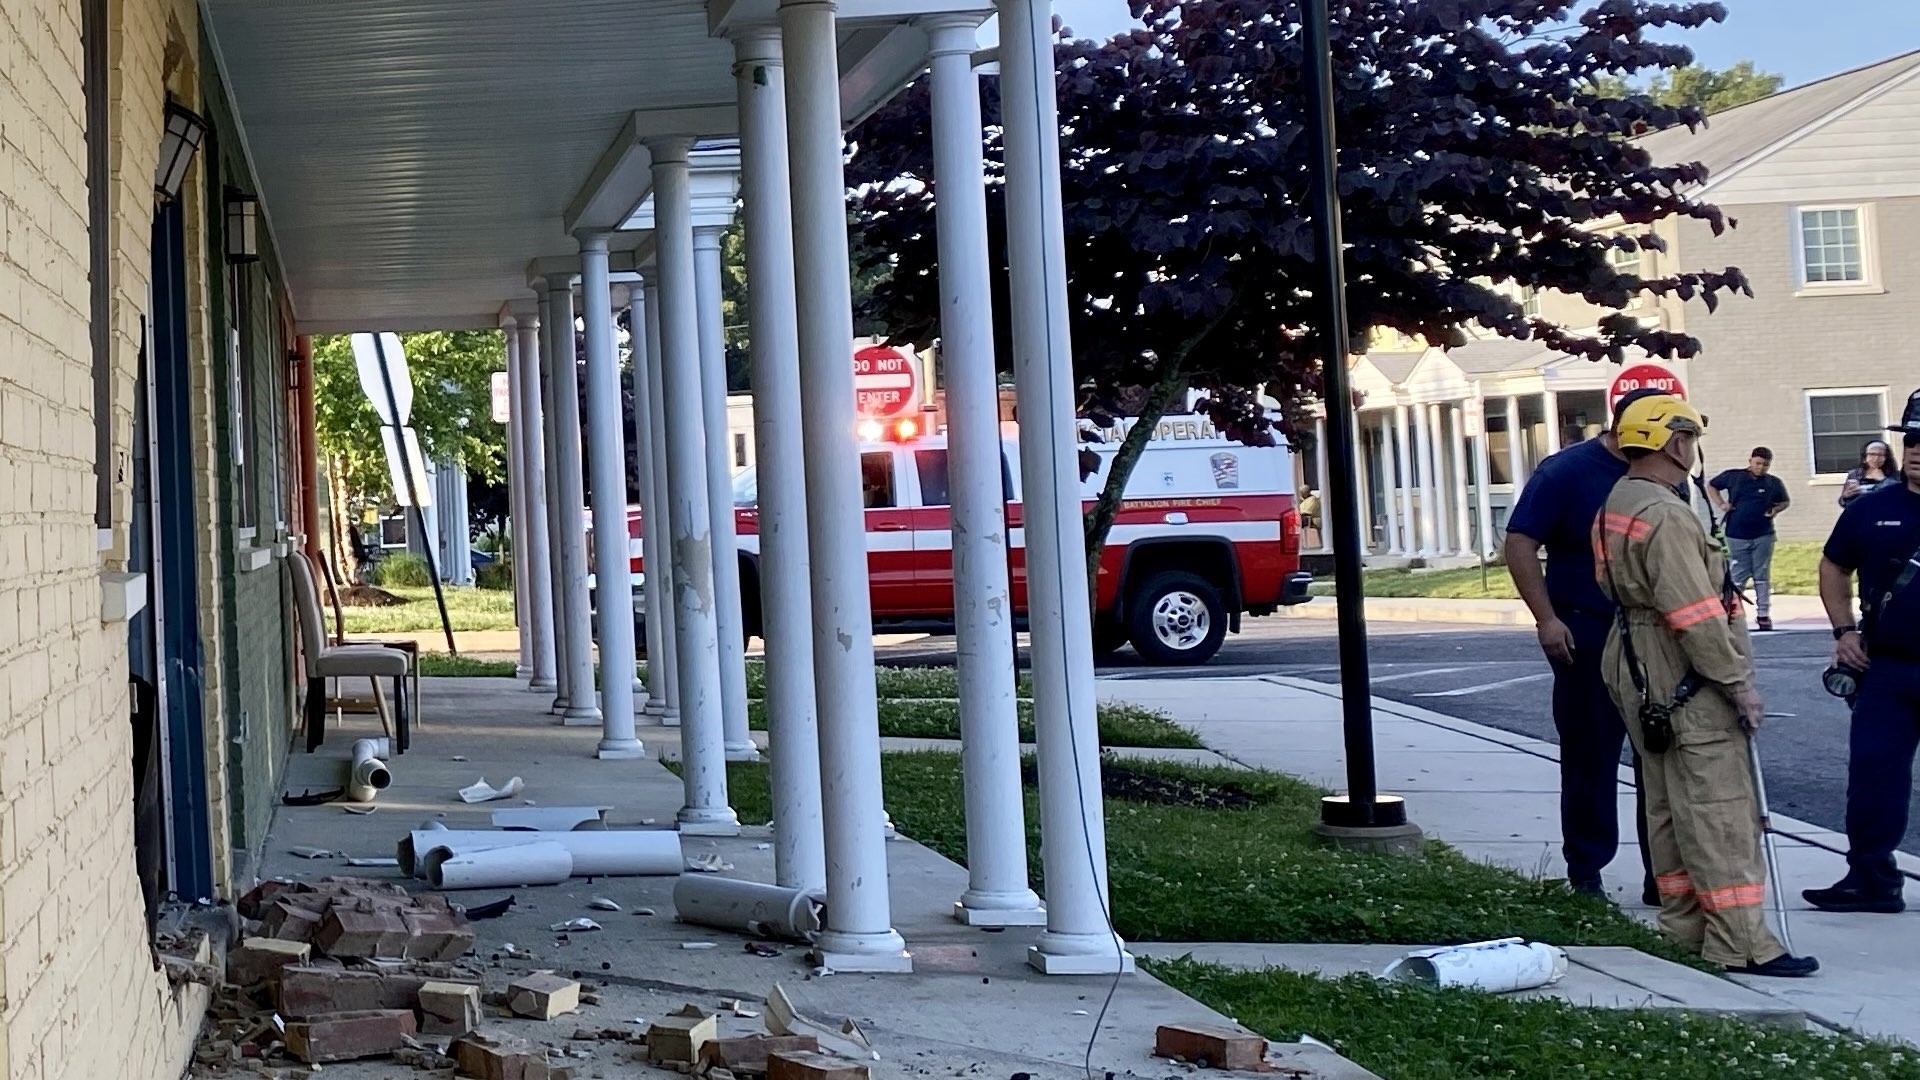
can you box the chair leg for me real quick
[395,674,410,754]
[370,677,394,740]
[304,676,325,752]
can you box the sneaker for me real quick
[1728,953,1820,978]
[1755,616,1775,632]
[1641,881,1660,907]
[1569,877,1606,899]
[1804,882,1906,914]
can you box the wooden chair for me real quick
[289,550,413,753]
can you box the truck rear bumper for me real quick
[1279,571,1313,607]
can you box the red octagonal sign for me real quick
[854,345,920,419]
[1608,363,1686,411]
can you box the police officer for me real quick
[1804,388,1920,914]
[1596,394,1817,977]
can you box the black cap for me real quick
[1891,388,1920,436]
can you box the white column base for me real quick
[677,810,742,837]
[644,700,670,718]
[633,679,647,695]
[811,932,913,974]
[529,677,556,692]
[561,707,603,726]
[596,740,648,760]
[516,664,533,679]
[550,695,568,715]
[725,741,762,762]
[1027,934,1136,976]
[662,710,681,728]
[953,897,1047,927]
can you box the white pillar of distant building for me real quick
[733,25,826,892]
[1312,414,1332,553]
[1472,390,1496,558]
[577,236,645,757]
[1449,403,1472,555]
[1541,389,1563,457]
[545,277,601,724]
[1392,405,1415,555]
[781,0,910,972]
[998,0,1131,976]
[927,13,1046,929]
[504,318,533,679]
[1504,394,1528,494]
[643,271,681,723]
[514,318,557,691]
[1426,403,1452,556]
[536,292,571,711]
[628,285,668,721]
[693,224,760,762]
[1412,401,1439,557]
[1351,412,1372,552]
[651,137,739,834]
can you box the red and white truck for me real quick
[622,414,1310,665]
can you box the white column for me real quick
[1392,405,1415,555]
[927,14,1045,928]
[1426,403,1451,556]
[781,0,909,972]
[1450,403,1472,554]
[651,137,740,836]
[1473,391,1496,558]
[1351,413,1373,552]
[546,278,601,724]
[734,27,826,892]
[693,225,760,761]
[504,320,533,679]
[515,319,557,691]
[1504,394,1527,494]
[536,294,571,710]
[578,237,645,757]
[1412,402,1439,556]
[998,0,1130,976]
[1312,414,1331,553]
[643,273,681,722]
[628,286,668,720]
[1541,389,1562,457]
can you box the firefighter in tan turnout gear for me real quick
[1594,394,1819,978]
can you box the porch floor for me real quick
[262,676,1363,1079]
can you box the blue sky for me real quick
[988,0,1920,89]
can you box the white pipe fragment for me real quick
[492,806,611,831]
[423,842,574,890]
[1380,938,1567,993]
[399,829,684,878]
[346,738,392,804]
[672,877,824,943]
[458,776,525,803]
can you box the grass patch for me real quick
[1310,541,1821,600]
[417,654,517,677]
[744,699,1200,749]
[715,752,1685,960]
[743,662,1035,701]
[338,586,517,634]
[1148,959,1920,1080]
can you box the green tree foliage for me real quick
[1594,61,1782,116]
[312,330,509,504]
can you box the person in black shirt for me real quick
[1710,448,1792,631]
[1804,390,1920,913]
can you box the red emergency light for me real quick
[857,416,922,442]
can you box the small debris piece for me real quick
[588,898,621,912]
[345,855,401,867]
[646,1007,719,1065]
[283,787,346,806]
[755,843,772,851]
[418,980,484,1036]
[452,755,470,762]
[685,853,733,873]
[462,895,518,920]
[1154,1024,1269,1072]
[767,1050,872,1080]
[682,942,719,951]
[452,1028,579,1079]
[342,805,378,815]
[395,1045,459,1070]
[632,907,658,917]
[745,943,782,958]
[509,972,582,1020]
[459,776,526,803]
[701,1036,821,1077]
[160,953,222,988]
[284,1009,418,1063]
[550,918,603,933]
[289,846,335,859]
[765,985,875,1061]
[228,937,313,986]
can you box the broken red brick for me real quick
[278,965,479,1017]
[226,937,312,986]
[452,1029,577,1080]
[316,902,410,959]
[402,907,477,960]
[237,880,298,919]
[508,972,581,1020]
[418,980,483,1036]
[1154,1023,1270,1071]
[259,898,326,944]
[766,1050,871,1080]
[701,1035,821,1076]
[284,1009,418,1063]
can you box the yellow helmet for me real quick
[1614,393,1705,453]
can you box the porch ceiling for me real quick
[202,0,928,336]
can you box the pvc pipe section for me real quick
[1381,939,1567,993]
[398,829,684,879]
[424,841,574,890]
[672,876,824,943]
[346,738,391,804]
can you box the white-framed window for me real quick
[1805,387,1887,477]
[1518,285,1541,318]
[1794,204,1879,292]
[1607,239,1642,278]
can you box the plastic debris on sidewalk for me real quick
[681,942,718,950]
[1379,937,1567,993]
[345,856,400,867]
[685,853,734,873]
[550,918,603,933]
[588,898,622,912]
[341,805,377,815]
[458,895,516,920]
[458,776,525,804]
[288,846,334,859]
[766,982,878,1061]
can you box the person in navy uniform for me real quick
[1710,448,1792,631]
[1804,388,1920,914]
[1505,389,1663,905]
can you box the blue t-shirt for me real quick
[1824,481,1920,660]
[1712,468,1790,541]
[1507,437,1628,618]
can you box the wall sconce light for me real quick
[154,99,209,204]
[225,188,260,263]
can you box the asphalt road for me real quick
[880,617,1915,856]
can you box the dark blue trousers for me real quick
[1845,657,1920,893]
[1556,611,1654,887]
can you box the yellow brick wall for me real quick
[0,0,214,1075]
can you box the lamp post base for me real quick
[1315,795,1424,856]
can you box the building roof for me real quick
[1441,336,1559,376]
[1366,352,1423,384]
[1637,50,1920,182]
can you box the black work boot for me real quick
[1569,877,1606,899]
[1804,880,1907,914]
[1641,878,1660,907]
[1728,953,1820,978]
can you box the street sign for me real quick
[352,332,414,426]
[853,345,919,419]
[490,370,511,423]
[1608,363,1686,411]
[1462,396,1485,438]
[380,426,433,508]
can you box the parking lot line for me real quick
[1412,672,1554,698]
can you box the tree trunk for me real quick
[1083,356,1190,607]
[328,456,360,584]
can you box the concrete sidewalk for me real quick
[1097,675,1920,1046]
[1281,594,1830,629]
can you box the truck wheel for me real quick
[1126,571,1227,666]
[1092,619,1129,658]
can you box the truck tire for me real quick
[1126,570,1227,666]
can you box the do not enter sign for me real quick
[854,345,920,418]
[1608,363,1686,411]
